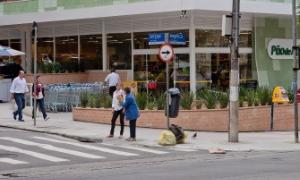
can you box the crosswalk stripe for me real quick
[0,158,28,165]
[101,143,169,155]
[0,145,68,162]
[0,137,104,159]
[33,136,138,157]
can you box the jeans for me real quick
[109,86,116,97]
[129,119,137,138]
[32,98,47,119]
[109,109,124,136]
[14,93,25,121]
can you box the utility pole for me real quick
[229,0,240,143]
[292,0,299,143]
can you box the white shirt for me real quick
[105,72,120,87]
[112,89,125,111]
[10,76,29,94]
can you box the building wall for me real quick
[255,17,300,89]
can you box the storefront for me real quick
[0,0,293,93]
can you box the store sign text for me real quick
[267,39,296,60]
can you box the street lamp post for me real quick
[32,21,38,127]
[229,0,240,143]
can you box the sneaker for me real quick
[44,116,50,121]
[106,134,114,138]
[18,119,24,122]
[13,112,16,120]
[126,137,136,141]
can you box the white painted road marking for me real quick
[33,136,138,156]
[0,137,104,159]
[0,145,68,162]
[101,143,169,155]
[0,158,28,165]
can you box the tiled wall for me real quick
[254,17,300,89]
[0,0,157,15]
[0,0,292,16]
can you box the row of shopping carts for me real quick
[44,82,109,112]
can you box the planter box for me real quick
[73,104,299,132]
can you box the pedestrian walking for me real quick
[105,68,121,97]
[10,70,29,122]
[32,76,49,121]
[107,83,125,138]
[119,87,139,141]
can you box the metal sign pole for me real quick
[173,55,176,88]
[166,63,170,128]
[146,54,149,103]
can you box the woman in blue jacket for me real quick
[119,87,139,141]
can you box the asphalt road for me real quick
[1,128,300,180]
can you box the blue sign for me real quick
[148,33,166,45]
[169,33,186,45]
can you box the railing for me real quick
[0,0,158,15]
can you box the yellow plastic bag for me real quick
[158,130,176,146]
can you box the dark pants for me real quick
[109,86,116,97]
[32,98,47,119]
[13,93,25,121]
[109,109,124,136]
[129,119,137,138]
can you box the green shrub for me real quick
[80,93,88,108]
[218,92,228,108]
[180,91,194,110]
[94,94,101,108]
[156,94,166,110]
[52,62,61,73]
[102,95,112,108]
[136,93,147,110]
[239,97,244,107]
[246,89,255,106]
[287,87,294,104]
[88,94,95,108]
[147,100,157,110]
[257,87,271,106]
[200,90,217,109]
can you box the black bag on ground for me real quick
[168,124,184,142]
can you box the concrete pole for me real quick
[292,0,299,143]
[229,0,240,143]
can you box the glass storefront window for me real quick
[196,30,252,47]
[107,33,131,70]
[134,30,189,49]
[0,40,9,46]
[134,54,189,93]
[56,36,79,72]
[37,37,54,64]
[196,53,252,91]
[10,39,21,50]
[80,34,102,70]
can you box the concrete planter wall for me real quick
[73,104,299,132]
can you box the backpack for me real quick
[168,124,184,142]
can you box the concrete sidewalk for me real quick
[1,102,300,152]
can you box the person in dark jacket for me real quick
[32,76,49,120]
[119,87,139,141]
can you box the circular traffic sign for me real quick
[158,43,174,63]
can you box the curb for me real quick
[0,125,103,143]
